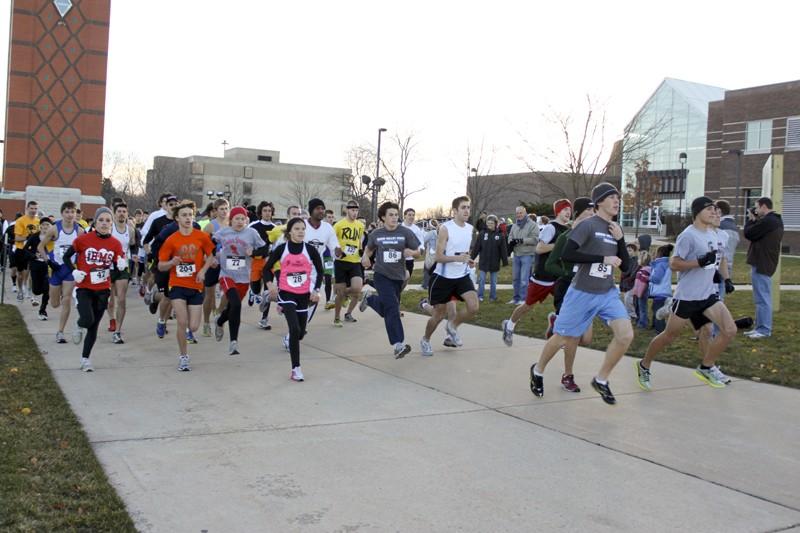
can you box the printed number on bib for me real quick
[90,269,109,284]
[55,244,70,263]
[177,263,196,277]
[324,260,334,270]
[344,245,358,256]
[589,262,612,279]
[383,249,401,263]
[287,272,308,288]
[226,255,245,270]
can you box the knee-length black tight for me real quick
[76,289,110,358]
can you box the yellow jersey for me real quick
[14,215,39,249]
[333,218,365,263]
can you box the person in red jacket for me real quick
[62,207,126,372]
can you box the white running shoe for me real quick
[178,355,191,372]
[257,318,271,330]
[55,331,66,344]
[80,357,93,372]
[420,337,433,357]
[445,320,462,347]
[708,365,732,384]
[229,340,240,355]
[655,297,673,321]
[290,366,304,381]
[72,327,85,345]
[359,287,374,312]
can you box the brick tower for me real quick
[1,0,110,216]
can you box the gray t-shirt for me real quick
[568,215,620,294]
[673,225,723,301]
[367,226,420,281]
[214,226,266,284]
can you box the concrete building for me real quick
[621,78,726,228]
[1,0,110,216]
[705,79,800,253]
[145,147,351,218]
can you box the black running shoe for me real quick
[591,378,616,405]
[149,300,159,315]
[530,365,544,397]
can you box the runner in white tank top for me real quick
[420,196,480,356]
[107,203,138,343]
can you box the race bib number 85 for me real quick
[589,262,612,279]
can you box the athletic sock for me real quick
[532,364,543,377]
[508,320,517,331]
[594,377,608,385]
[700,364,712,370]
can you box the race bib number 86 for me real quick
[383,250,401,263]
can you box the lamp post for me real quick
[361,174,386,224]
[729,149,743,224]
[678,152,687,216]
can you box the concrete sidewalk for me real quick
[15,292,800,532]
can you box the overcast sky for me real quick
[1,0,798,210]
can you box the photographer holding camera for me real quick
[743,197,784,338]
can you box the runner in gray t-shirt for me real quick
[366,225,420,281]
[529,183,633,405]
[637,196,737,391]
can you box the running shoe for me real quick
[259,297,270,314]
[148,300,159,315]
[112,332,124,344]
[501,319,513,347]
[655,297,673,321]
[325,301,336,310]
[290,366,304,382]
[693,365,727,388]
[247,291,255,307]
[108,318,117,332]
[746,332,769,339]
[229,340,240,355]
[31,297,39,306]
[393,343,411,359]
[38,311,48,321]
[530,365,544,397]
[333,318,343,328]
[418,297,429,313]
[186,329,197,344]
[635,360,652,392]
[443,335,458,348]
[214,321,224,342]
[444,320,462,346]
[545,312,557,340]
[591,378,617,405]
[72,327,84,345]
[359,287,374,312]
[202,323,212,337]
[16,292,23,301]
[420,337,433,357]
[344,312,357,323]
[561,373,581,393]
[708,365,732,384]
[143,288,153,305]
[80,357,94,372]
[257,318,271,330]
[283,333,290,352]
[178,355,191,372]
[138,284,146,297]
[56,331,67,344]
[156,321,167,339]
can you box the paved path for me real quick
[408,283,800,291]
[15,291,800,532]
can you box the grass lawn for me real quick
[0,305,136,531]
[408,252,800,286]
[400,289,800,389]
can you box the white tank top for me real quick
[53,220,78,265]
[112,221,131,255]
[434,220,474,279]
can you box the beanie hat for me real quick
[308,198,325,213]
[553,199,572,218]
[591,182,619,206]
[572,197,592,218]
[229,206,248,220]
[95,206,112,219]
[691,196,715,219]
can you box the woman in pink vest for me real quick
[263,217,324,381]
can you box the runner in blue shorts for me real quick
[529,182,633,405]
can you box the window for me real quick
[243,166,254,178]
[242,182,253,195]
[786,117,800,148]
[191,178,204,191]
[257,155,272,162]
[746,119,772,152]
[743,188,762,218]
[190,162,204,175]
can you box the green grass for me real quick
[401,289,800,389]
[409,253,800,286]
[0,305,136,531]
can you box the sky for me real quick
[1,0,798,210]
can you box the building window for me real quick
[242,182,253,195]
[191,177,204,192]
[786,117,800,148]
[257,155,272,162]
[745,119,772,152]
[743,188,763,217]
[244,166,254,178]
[191,162,205,175]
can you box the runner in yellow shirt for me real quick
[332,200,366,326]
[13,201,40,301]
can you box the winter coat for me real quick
[648,257,672,298]
[507,217,539,256]
[471,229,509,272]
[744,211,784,276]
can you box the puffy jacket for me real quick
[471,229,509,272]
[648,257,672,298]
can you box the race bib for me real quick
[589,262,613,279]
[90,268,109,284]
[226,255,245,270]
[55,244,70,263]
[324,259,334,271]
[176,263,196,278]
[344,244,358,256]
[287,272,307,288]
[383,249,402,263]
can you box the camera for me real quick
[749,207,758,217]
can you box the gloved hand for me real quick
[697,251,717,268]
[725,279,735,294]
[116,257,128,270]
[72,270,86,283]
[514,238,523,245]
[713,270,722,284]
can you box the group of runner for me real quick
[7,183,741,400]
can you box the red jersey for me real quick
[72,231,125,290]
[158,229,215,291]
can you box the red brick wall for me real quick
[2,0,110,196]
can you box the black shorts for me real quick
[204,265,221,287]
[405,258,415,277]
[334,260,363,286]
[169,286,204,306]
[671,294,719,330]
[12,250,29,271]
[155,269,170,295]
[428,274,475,305]
[553,277,571,315]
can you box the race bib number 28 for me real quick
[589,262,612,279]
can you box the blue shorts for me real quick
[169,286,204,306]
[49,264,74,286]
[554,286,628,337]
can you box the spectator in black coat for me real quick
[471,215,508,301]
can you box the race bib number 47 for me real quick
[589,262,613,279]
[90,269,109,284]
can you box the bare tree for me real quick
[280,172,330,210]
[144,157,195,208]
[342,145,377,216]
[103,151,148,210]
[622,156,662,237]
[380,132,425,213]
[463,141,527,223]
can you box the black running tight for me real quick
[76,288,110,358]
[279,291,309,368]
[217,288,243,341]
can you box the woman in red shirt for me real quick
[62,207,126,371]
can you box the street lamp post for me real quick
[678,152,687,216]
[361,174,385,224]
[373,128,387,222]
